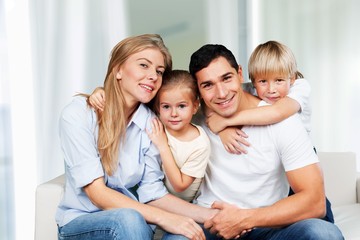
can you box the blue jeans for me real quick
[239,219,343,240]
[163,219,344,240]
[58,208,154,240]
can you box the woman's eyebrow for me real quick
[137,57,165,69]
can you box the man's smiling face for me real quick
[195,57,244,118]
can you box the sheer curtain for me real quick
[30,0,128,183]
[1,0,15,239]
[2,0,128,239]
[250,0,360,170]
[3,1,36,240]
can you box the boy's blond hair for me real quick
[248,41,303,82]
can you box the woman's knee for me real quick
[107,208,153,239]
[59,209,153,239]
[109,208,148,227]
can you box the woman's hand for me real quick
[88,87,105,111]
[146,118,168,151]
[158,212,206,240]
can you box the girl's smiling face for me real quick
[157,86,199,137]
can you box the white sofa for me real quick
[34,152,360,240]
[318,152,360,239]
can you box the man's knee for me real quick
[296,219,344,240]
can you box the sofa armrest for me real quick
[35,174,65,240]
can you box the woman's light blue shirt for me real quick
[55,96,168,227]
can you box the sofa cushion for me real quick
[318,152,357,207]
[332,204,360,240]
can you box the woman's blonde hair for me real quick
[248,40,303,82]
[97,34,172,175]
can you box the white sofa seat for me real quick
[333,204,360,239]
[318,152,360,240]
[34,152,360,240]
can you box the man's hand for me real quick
[204,201,253,239]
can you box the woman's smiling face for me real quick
[116,48,166,107]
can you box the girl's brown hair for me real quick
[151,70,199,115]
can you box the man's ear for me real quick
[237,65,244,83]
[193,98,200,115]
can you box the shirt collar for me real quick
[128,103,151,130]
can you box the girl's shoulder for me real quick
[191,124,211,144]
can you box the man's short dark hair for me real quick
[189,44,239,79]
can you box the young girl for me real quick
[90,70,211,203]
[147,70,210,202]
[206,40,334,223]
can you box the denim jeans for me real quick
[58,208,154,240]
[163,218,344,240]
[239,219,344,240]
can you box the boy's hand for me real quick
[89,87,105,111]
[218,127,250,154]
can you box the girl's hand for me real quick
[146,118,168,151]
[88,87,105,111]
[218,127,250,154]
[206,112,227,134]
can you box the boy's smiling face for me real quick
[252,72,295,104]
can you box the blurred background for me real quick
[1,0,359,239]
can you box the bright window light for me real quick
[5,0,37,239]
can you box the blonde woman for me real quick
[56,34,212,240]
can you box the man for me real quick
[188,44,343,239]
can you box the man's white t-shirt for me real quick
[194,101,318,209]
